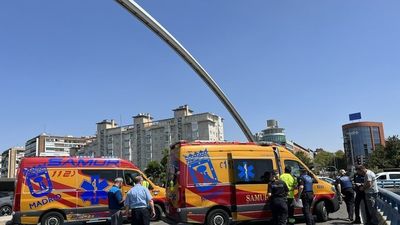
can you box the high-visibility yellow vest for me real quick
[142,180,150,188]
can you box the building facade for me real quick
[25,134,93,157]
[256,120,286,144]
[1,147,25,178]
[79,105,224,169]
[342,121,385,166]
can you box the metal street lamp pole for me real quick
[115,0,255,142]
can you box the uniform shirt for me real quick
[365,170,379,194]
[336,175,353,191]
[353,174,365,192]
[268,180,289,199]
[124,184,153,209]
[280,173,297,199]
[298,174,314,193]
[108,185,123,210]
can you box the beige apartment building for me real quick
[79,105,224,169]
[25,134,94,157]
[1,147,25,178]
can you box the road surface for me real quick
[0,205,356,225]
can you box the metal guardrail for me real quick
[377,180,400,188]
[377,187,400,225]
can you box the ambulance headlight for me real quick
[153,190,159,196]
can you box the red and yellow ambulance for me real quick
[166,141,339,225]
[10,157,165,225]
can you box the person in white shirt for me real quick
[355,165,379,225]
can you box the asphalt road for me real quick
[0,204,358,225]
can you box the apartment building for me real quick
[1,147,25,178]
[25,134,94,157]
[79,105,224,169]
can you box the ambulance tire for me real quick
[315,201,328,222]
[206,209,229,225]
[41,211,64,225]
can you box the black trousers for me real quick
[131,208,150,225]
[287,198,295,225]
[271,197,288,225]
[355,191,370,222]
[301,192,315,225]
[342,188,355,220]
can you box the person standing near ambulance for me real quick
[336,169,354,221]
[108,178,125,225]
[125,176,155,225]
[268,170,289,225]
[280,166,297,225]
[298,169,315,225]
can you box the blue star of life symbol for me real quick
[238,161,255,182]
[80,175,108,204]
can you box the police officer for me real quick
[280,166,297,225]
[298,169,315,225]
[336,169,354,221]
[353,172,369,224]
[268,170,289,225]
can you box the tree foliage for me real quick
[367,135,400,169]
[314,149,347,171]
[295,151,313,168]
[144,148,169,186]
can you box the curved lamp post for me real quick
[115,0,255,142]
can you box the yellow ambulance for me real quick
[10,157,166,225]
[166,141,339,225]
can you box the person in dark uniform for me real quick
[353,172,370,224]
[336,169,355,221]
[298,169,315,225]
[268,170,289,225]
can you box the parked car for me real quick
[376,172,400,188]
[0,192,13,216]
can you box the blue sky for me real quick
[1,0,400,152]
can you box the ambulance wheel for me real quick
[41,211,64,225]
[0,205,12,216]
[315,201,328,222]
[207,209,229,225]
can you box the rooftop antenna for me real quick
[115,0,255,142]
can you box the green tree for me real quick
[295,151,313,168]
[334,150,347,170]
[144,160,162,181]
[144,148,169,186]
[367,135,400,169]
[383,135,400,168]
[314,151,334,168]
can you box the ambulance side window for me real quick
[284,160,304,178]
[233,159,273,184]
[124,170,140,186]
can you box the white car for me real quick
[376,172,400,188]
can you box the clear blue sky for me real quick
[1,1,400,153]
